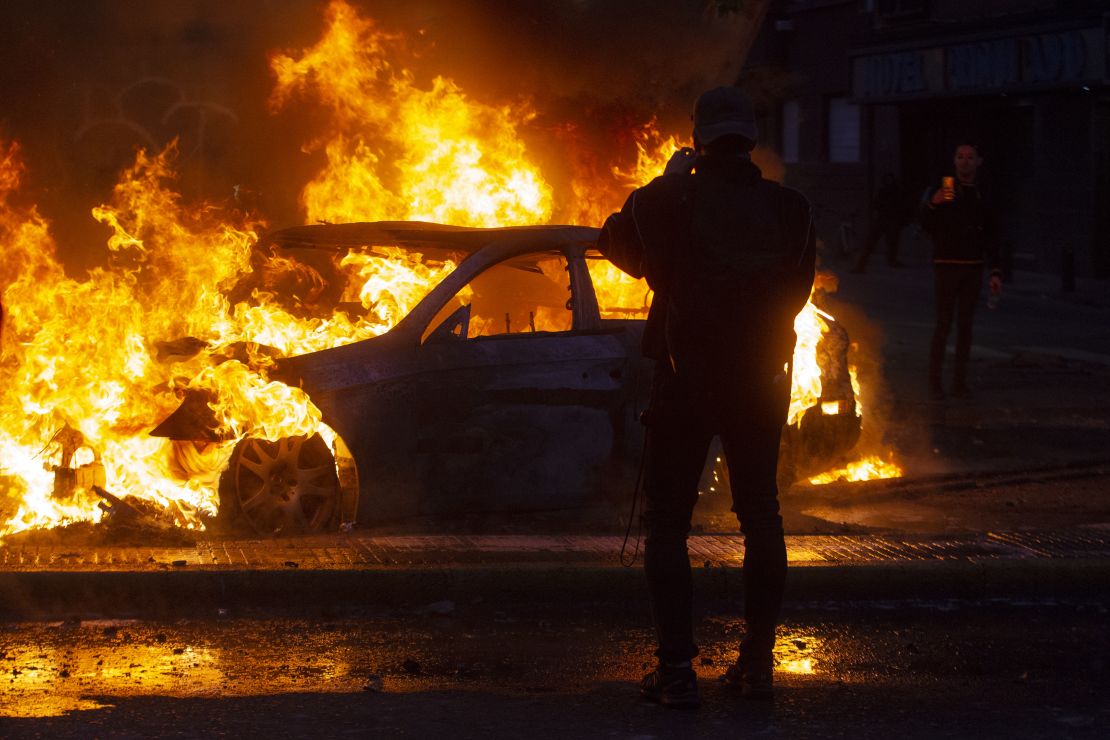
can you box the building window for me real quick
[782,99,800,163]
[827,97,860,163]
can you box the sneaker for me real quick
[929,385,946,401]
[951,383,972,399]
[722,653,775,700]
[640,664,700,709]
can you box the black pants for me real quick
[642,363,789,664]
[929,263,983,389]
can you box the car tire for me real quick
[218,433,345,536]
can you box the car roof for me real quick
[260,221,601,254]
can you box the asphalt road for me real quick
[2,596,1107,738]
[826,255,1110,481]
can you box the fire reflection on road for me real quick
[774,630,823,675]
[1,616,828,718]
[1,620,357,718]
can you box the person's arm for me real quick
[598,148,694,279]
[596,189,647,280]
[983,197,1003,294]
[920,186,945,235]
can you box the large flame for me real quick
[0,141,255,533]
[571,122,686,228]
[0,140,459,538]
[268,0,552,227]
[0,0,897,539]
[787,298,834,427]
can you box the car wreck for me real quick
[150,221,861,536]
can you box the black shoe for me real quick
[951,383,972,399]
[640,664,700,709]
[929,385,945,401]
[722,652,775,700]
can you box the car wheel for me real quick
[222,433,343,535]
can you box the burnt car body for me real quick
[154,222,860,535]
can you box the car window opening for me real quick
[424,253,574,341]
[584,251,653,320]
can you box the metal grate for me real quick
[1,530,1108,571]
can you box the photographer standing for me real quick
[597,86,815,708]
[922,142,1002,400]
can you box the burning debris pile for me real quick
[0,0,898,542]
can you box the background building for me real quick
[745,0,1110,280]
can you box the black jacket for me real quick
[921,181,1000,272]
[597,155,815,374]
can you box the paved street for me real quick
[827,244,1110,480]
[1,596,1107,738]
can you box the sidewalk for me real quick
[2,527,1109,619]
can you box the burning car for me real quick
[150,221,863,536]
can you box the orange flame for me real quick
[0,142,255,533]
[807,455,903,485]
[570,121,685,227]
[269,0,552,227]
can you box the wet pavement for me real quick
[1,596,1107,737]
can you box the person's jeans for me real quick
[641,363,789,663]
[929,263,983,390]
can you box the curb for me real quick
[3,558,1109,620]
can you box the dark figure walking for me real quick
[922,142,1002,399]
[852,172,910,272]
[598,87,816,708]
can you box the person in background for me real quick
[922,142,1002,400]
[852,172,911,273]
[597,86,816,709]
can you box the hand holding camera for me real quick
[664,147,698,176]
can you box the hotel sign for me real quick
[853,25,1106,100]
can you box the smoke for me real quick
[0,0,764,267]
[364,1,759,119]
